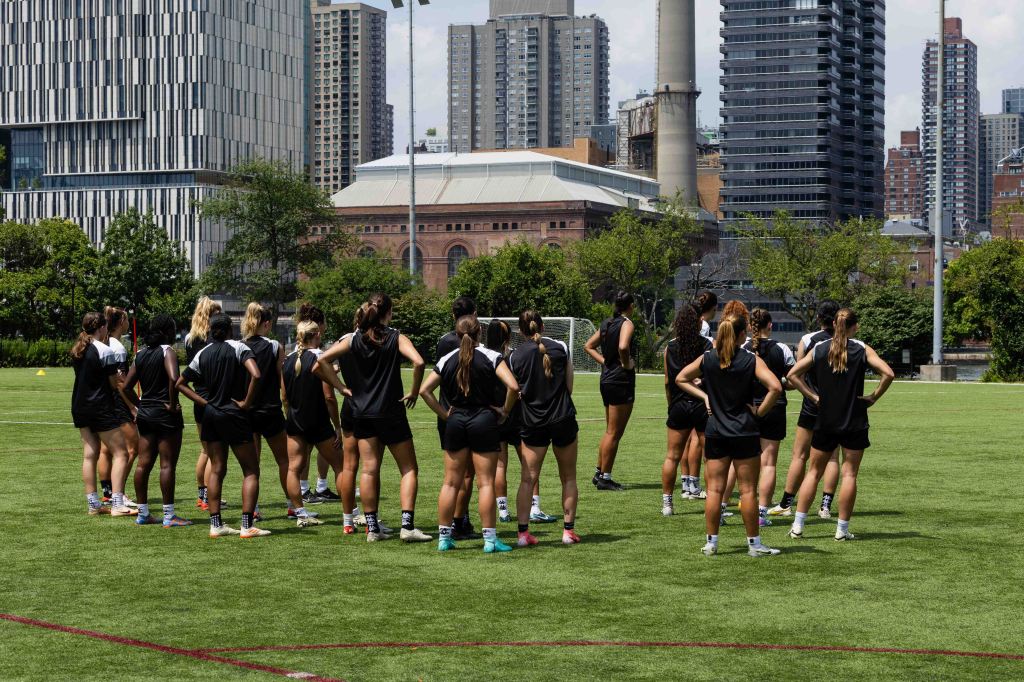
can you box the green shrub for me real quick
[0,339,74,368]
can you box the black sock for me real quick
[210,512,222,527]
[101,480,112,497]
[365,512,380,534]
[821,492,834,510]
[518,523,529,533]
[779,491,795,509]
[401,510,414,531]
[241,512,253,530]
[460,513,471,529]
[198,486,208,502]
[564,521,574,531]
[453,516,466,532]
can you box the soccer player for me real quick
[585,291,638,491]
[177,313,268,538]
[786,308,894,541]
[742,309,796,527]
[661,304,712,516]
[695,290,719,340]
[510,311,581,547]
[317,293,432,543]
[421,316,520,553]
[680,290,720,501]
[676,313,784,558]
[121,314,190,527]
[71,312,134,517]
[768,301,842,519]
[185,296,221,511]
[97,306,139,508]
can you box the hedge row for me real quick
[0,339,75,368]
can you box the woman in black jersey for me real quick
[660,305,713,516]
[421,316,520,553]
[786,308,894,541]
[177,313,268,539]
[676,313,784,558]
[71,312,134,517]
[510,310,581,547]
[240,303,294,524]
[696,290,718,340]
[296,303,342,505]
[742,309,796,527]
[185,296,221,511]
[333,323,370,534]
[120,315,190,527]
[97,306,139,509]
[318,293,431,543]
[677,291,720,501]
[584,291,637,491]
[769,301,842,519]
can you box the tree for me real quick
[945,238,1024,381]
[92,209,197,332]
[197,158,355,320]
[853,287,933,365]
[991,198,1024,240]
[391,287,452,361]
[299,253,413,339]
[426,127,437,137]
[742,211,905,329]
[447,240,591,318]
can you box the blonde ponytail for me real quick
[241,302,269,339]
[294,320,320,375]
[189,296,221,342]
[716,314,747,369]
[828,308,858,373]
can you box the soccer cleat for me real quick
[87,505,109,516]
[101,495,113,506]
[438,537,457,552]
[834,530,856,542]
[690,488,708,500]
[196,498,209,511]
[767,504,792,517]
[353,511,367,527]
[720,510,734,519]
[287,508,320,519]
[296,515,323,528]
[517,531,539,547]
[122,496,139,509]
[701,542,718,557]
[498,508,512,523]
[316,488,340,501]
[240,526,271,539]
[484,538,514,553]
[591,473,601,486]
[818,507,833,519]
[759,516,772,527]
[748,543,782,557]
[378,520,395,536]
[209,525,241,538]
[662,503,674,517]
[135,514,159,525]
[302,490,324,505]
[253,509,264,523]
[162,515,192,528]
[400,527,432,543]
[529,509,558,523]
[366,530,385,542]
[788,528,803,539]
[561,529,581,545]
[343,525,356,535]
[595,477,622,491]
[110,505,137,517]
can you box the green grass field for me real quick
[1,368,1023,681]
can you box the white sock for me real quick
[663,494,672,505]
[112,492,124,508]
[706,533,718,547]
[295,506,308,518]
[793,511,808,532]
[496,496,508,510]
[87,492,101,508]
[162,504,174,522]
[353,505,361,516]
[355,487,361,499]
[532,495,541,508]
[343,513,354,526]
[758,506,768,517]
[483,527,497,542]
[837,519,850,534]
[300,480,309,494]
[138,503,150,518]
[747,535,761,547]
[316,478,329,493]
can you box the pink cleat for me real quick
[517,531,539,547]
[562,529,581,545]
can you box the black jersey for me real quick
[599,316,637,384]
[435,331,460,410]
[742,338,794,406]
[244,336,283,411]
[811,338,869,433]
[71,339,120,416]
[184,334,211,399]
[347,327,405,419]
[701,348,759,439]
[435,345,505,410]
[134,344,175,409]
[508,337,576,429]
[283,348,331,431]
[665,336,713,407]
[182,340,254,409]
[798,330,831,416]
[334,332,359,384]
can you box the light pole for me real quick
[391,0,429,280]
[932,0,945,367]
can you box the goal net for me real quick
[478,317,601,373]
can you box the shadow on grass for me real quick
[855,531,939,541]
[853,510,904,518]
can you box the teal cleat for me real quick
[438,537,456,552]
[484,538,513,553]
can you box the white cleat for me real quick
[767,504,793,517]
[788,528,803,540]
[240,526,271,538]
[690,488,708,500]
[748,543,782,557]
[818,507,833,519]
[400,527,433,543]
[834,530,856,542]
[296,515,323,528]
[122,496,139,509]
[209,525,241,538]
[662,503,674,517]
[701,542,717,557]
[498,508,512,523]
[366,531,385,542]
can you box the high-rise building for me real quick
[309,2,389,195]
[0,2,306,274]
[921,17,980,228]
[979,113,1024,224]
[719,0,886,226]
[885,130,925,221]
[447,0,610,153]
[384,104,395,158]
[1003,88,1024,115]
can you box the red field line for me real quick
[198,638,1024,662]
[0,613,345,682]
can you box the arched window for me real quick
[546,242,562,251]
[358,245,376,258]
[401,245,423,273]
[447,245,469,279]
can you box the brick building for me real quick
[329,151,719,291]
[885,130,925,221]
[991,148,1024,239]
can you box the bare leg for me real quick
[437,449,470,527]
[121,421,139,474]
[734,456,761,538]
[157,430,183,506]
[313,438,343,511]
[340,430,359,515]
[686,430,704,488]
[823,451,841,504]
[795,447,835,515]
[780,426,813,505]
[205,441,228,518]
[134,432,158,505]
[473,451,499,529]
[495,443,509,499]
[837,449,864,522]
[357,437,384,516]
[285,436,308,511]
[262,430,291,502]
[552,439,579,525]
[597,402,634,476]
[230,442,260,516]
[386,439,419,513]
[81,428,101,496]
[517,444,546,528]
[662,428,690,495]
[703,458,730,535]
[100,428,129,495]
[758,439,781,509]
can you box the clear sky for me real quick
[362,0,1024,152]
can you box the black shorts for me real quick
[444,408,501,453]
[136,406,185,438]
[704,435,762,460]
[797,409,817,431]
[436,415,447,448]
[600,377,636,407]
[250,406,286,438]
[72,410,123,434]
[756,405,787,442]
[340,400,355,434]
[200,404,253,446]
[521,418,579,449]
[498,412,522,445]
[812,429,870,452]
[112,396,134,427]
[666,400,708,432]
[286,416,336,445]
[192,402,206,426]
[353,412,413,446]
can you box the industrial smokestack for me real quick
[655,0,699,204]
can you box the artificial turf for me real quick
[0,367,1022,681]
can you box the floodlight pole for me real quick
[932,0,945,365]
[408,0,417,279]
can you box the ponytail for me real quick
[612,291,634,318]
[828,308,858,373]
[485,319,511,355]
[242,302,272,339]
[715,314,747,369]
[817,300,840,335]
[189,296,221,343]
[70,312,106,361]
[209,313,233,342]
[750,308,771,352]
[455,315,480,396]
[145,314,177,348]
[104,306,127,337]
[294,320,320,375]
[357,293,393,347]
[519,310,552,379]
[296,302,326,326]
[695,290,718,316]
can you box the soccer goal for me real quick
[478,317,601,373]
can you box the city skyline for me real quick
[367,0,1024,153]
